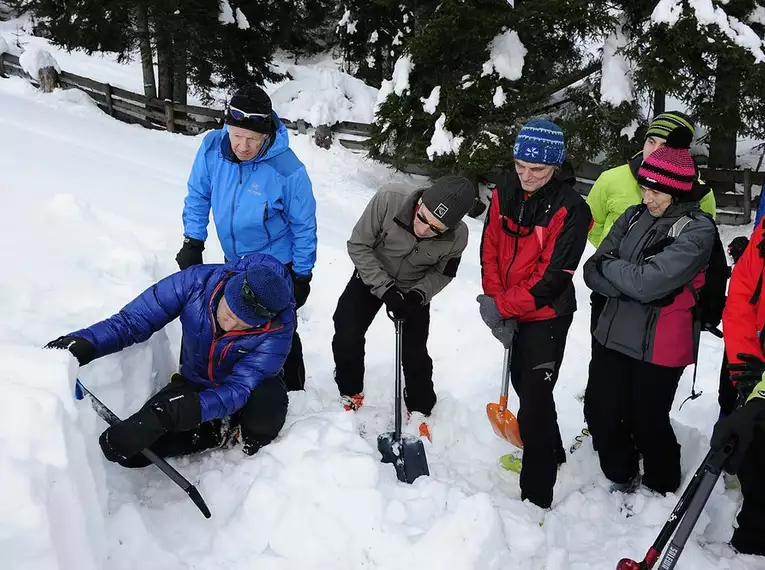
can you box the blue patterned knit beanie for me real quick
[513,118,566,166]
[224,266,292,327]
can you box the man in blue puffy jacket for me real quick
[175,84,316,392]
[45,254,295,467]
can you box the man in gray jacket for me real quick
[332,176,475,439]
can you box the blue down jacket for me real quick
[71,254,295,423]
[181,115,317,276]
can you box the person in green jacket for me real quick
[584,111,717,334]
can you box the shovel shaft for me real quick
[394,318,403,440]
[500,347,511,398]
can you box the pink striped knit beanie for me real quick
[637,146,696,200]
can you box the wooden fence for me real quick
[1,51,761,225]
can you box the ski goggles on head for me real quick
[241,274,279,319]
[228,106,271,122]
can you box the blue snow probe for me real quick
[74,379,211,519]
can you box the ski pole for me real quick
[75,379,211,519]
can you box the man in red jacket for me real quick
[712,222,765,555]
[478,118,592,509]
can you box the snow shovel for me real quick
[377,314,430,484]
[487,346,523,449]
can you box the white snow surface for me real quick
[493,85,507,108]
[481,29,526,81]
[18,46,60,78]
[620,119,641,141]
[235,8,250,30]
[218,0,235,25]
[0,35,8,55]
[749,4,765,26]
[1,59,765,570]
[421,85,441,114]
[426,113,464,160]
[652,0,765,63]
[600,24,634,105]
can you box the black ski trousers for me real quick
[119,374,288,468]
[732,429,765,555]
[282,328,305,391]
[511,315,572,509]
[584,341,683,494]
[332,272,435,415]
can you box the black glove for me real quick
[491,319,518,349]
[382,286,408,319]
[728,236,749,264]
[98,383,201,463]
[595,249,620,276]
[476,294,502,329]
[176,237,204,270]
[711,397,765,474]
[641,237,675,263]
[44,335,97,366]
[729,354,765,400]
[291,272,312,310]
[401,289,426,319]
[649,286,684,308]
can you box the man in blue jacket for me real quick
[45,254,295,467]
[176,84,316,392]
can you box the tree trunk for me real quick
[155,21,174,102]
[708,57,740,171]
[172,32,187,105]
[136,4,156,99]
[653,89,665,117]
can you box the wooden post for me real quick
[38,66,59,93]
[104,83,114,117]
[744,167,752,222]
[0,53,5,78]
[314,124,332,149]
[297,119,307,135]
[164,99,175,133]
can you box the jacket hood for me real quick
[220,111,291,164]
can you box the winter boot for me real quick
[340,393,364,411]
[610,474,642,494]
[405,411,432,442]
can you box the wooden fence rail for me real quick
[1,51,760,225]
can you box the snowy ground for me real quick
[2,59,765,570]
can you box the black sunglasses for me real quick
[241,274,279,320]
[416,210,444,236]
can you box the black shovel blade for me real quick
[377,431,430,484]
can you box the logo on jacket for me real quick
[247,183,261,196]
[434,203,449,218]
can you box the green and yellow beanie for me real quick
[646,111,695,149]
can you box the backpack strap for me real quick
[668,215,693,239]
[626,204,647,234]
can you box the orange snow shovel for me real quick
[486,346,523,449]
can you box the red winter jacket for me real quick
[724,222,765,366]
[480,172,592,322]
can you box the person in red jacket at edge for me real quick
[712,222,765,556]
[477,118,592,509]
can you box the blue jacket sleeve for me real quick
[285,167,317,276]
[198,324,294,422]
[71,270,198,358]
[182,136,214,241]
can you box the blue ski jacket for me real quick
[70,254,295,423]
[182,114,317,277]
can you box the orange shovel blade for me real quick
[486,395,523,449]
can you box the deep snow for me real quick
[0,43,764,570]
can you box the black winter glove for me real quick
[401,289,426,319]
[382,286,408,319]
[291,273,312,309]
[476,294,502,329]
[99,406,167,462]
[711,397,765,474]
[45,335,97,366]
[491,319,518,349]
[728,236,749,264]
[176,237,205,270]
[649,286,685,308]
[729,354,765,398]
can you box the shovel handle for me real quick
[500,347,511,398]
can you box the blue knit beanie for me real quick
[513,119,566,166]
[223,266,292,327]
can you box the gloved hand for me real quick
[729,354,765,400]
[476,294,502,329]
[98,383,201,462]
[649,286,684,308]
[710,397,765,474]
[595,249,620,276]
[728,236,749,264]
[44,335,97,366]
[382,286,408,319]
[642,237,675,263]
[491,319,518,349]
[403,289,425,316]
[176,237,205,270]
[291,272,312,309]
